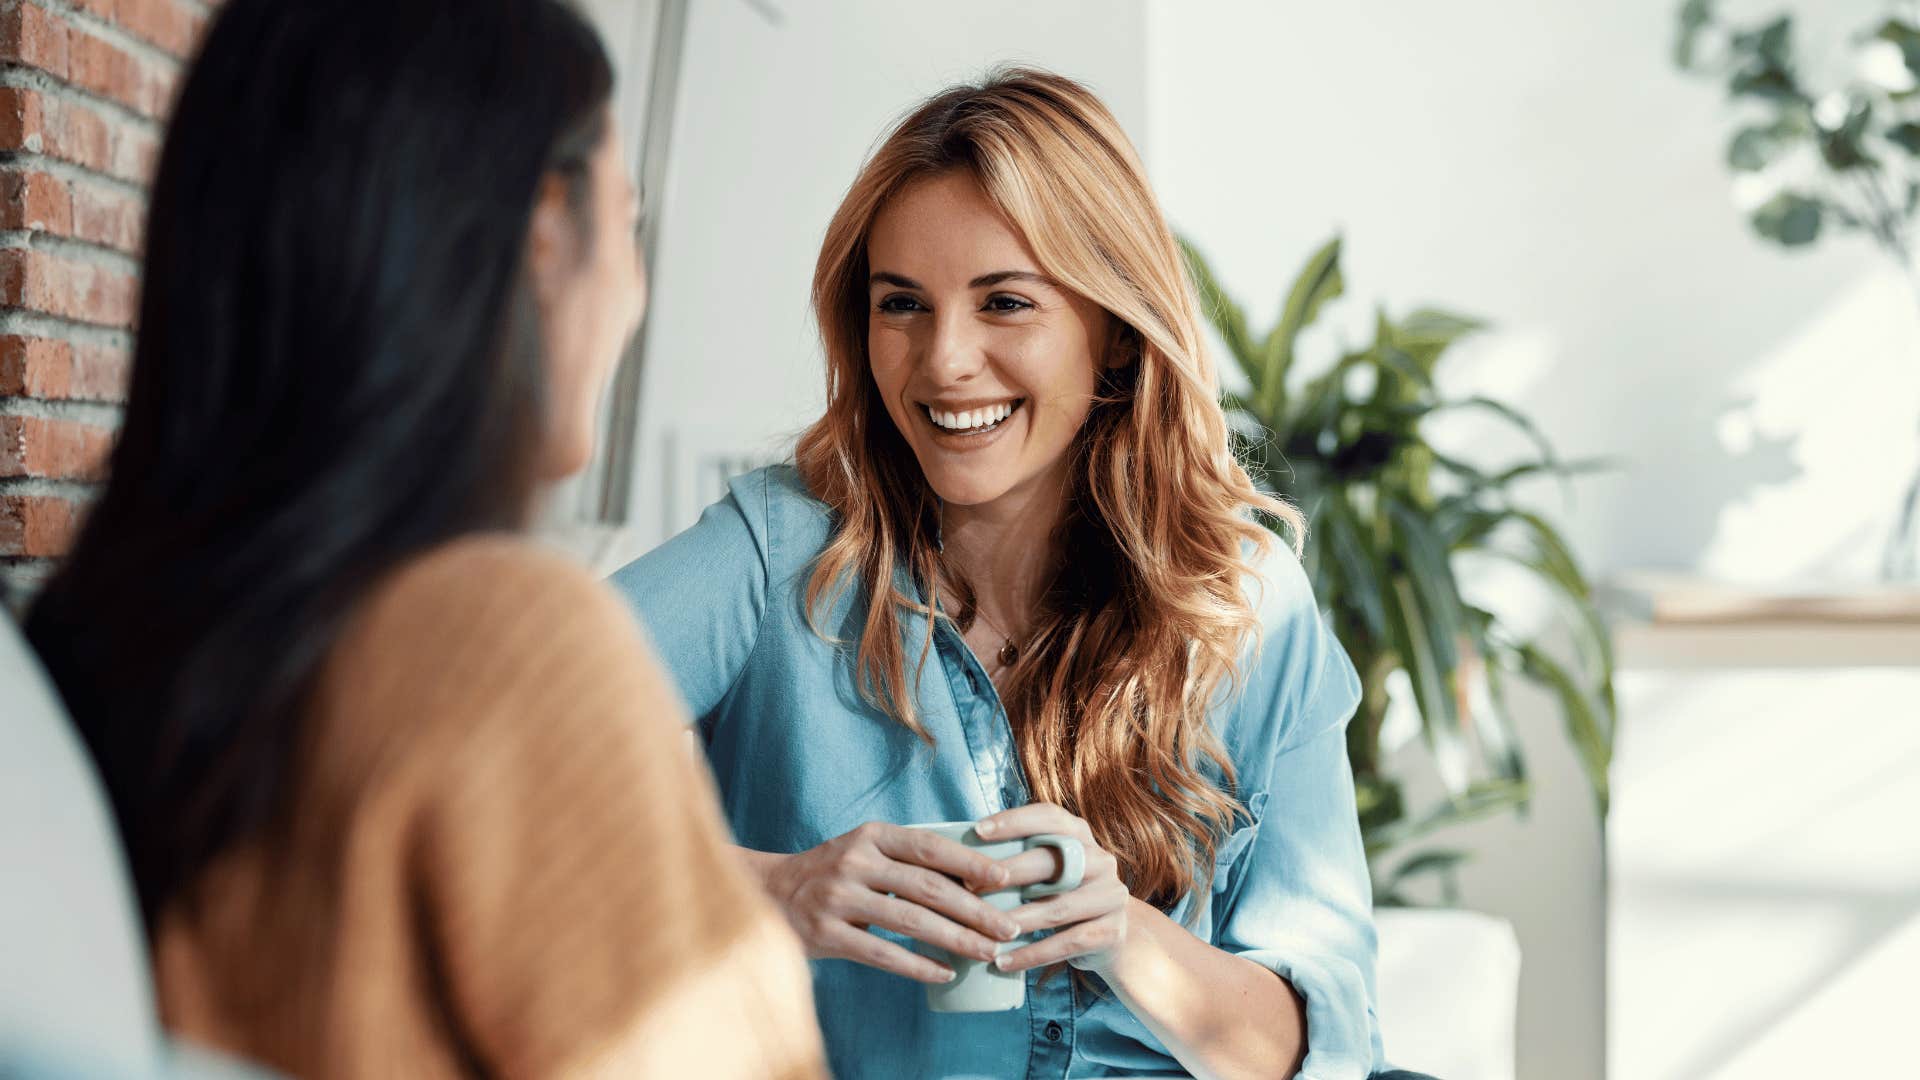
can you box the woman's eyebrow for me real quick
[868,270,1057,290]
[969,270,1054,289]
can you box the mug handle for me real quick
[1020,834,1084,898]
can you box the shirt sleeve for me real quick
[1213,544,1382,1080]
[605,475,771,724]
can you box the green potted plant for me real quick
[1181,236,1618,903]
[1673,0,1920,578]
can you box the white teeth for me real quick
[926,401,1019,431]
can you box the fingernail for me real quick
[997,922,1020,940]
[939,968,957,983]
[975,822,996,838]
[994,956,1014,971]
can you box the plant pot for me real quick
[1375,906,1520,1080]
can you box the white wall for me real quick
[1145,2,1913,1079]
[1146,0,1917,585]
[629,0,1149,541]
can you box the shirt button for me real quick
[1044,1021,1063,1043]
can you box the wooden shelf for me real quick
[1602,572,1920,626]
[1603,573,1920,669]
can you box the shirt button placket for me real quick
[1026,977,1075,1079]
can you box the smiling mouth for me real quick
[922,399,1024,435]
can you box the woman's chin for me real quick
[536,436,596,483]
[917,465,1015,510]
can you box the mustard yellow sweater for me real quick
[152,538,827,1079]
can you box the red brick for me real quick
[69,0,118,23]
[69,341,131,399]
[0,3,71,78]
[0,168,74,234]
[110,121,158,184]
[0,415,114,480]
[0,493,87,557]
[0,87,49,152]
[0,87,153,183]
[0,337,133,401]
[0,337,65,396]
[68,26,161,119]
[70,179,142,252]
[113,0,205,60]
[59,97,115,173]
[0,248,138,328]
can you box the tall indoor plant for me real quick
[1183,237,1618,901]
[1674,0,1920,578]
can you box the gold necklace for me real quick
[971,605,1026,669]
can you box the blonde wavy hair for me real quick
[795,68,1304,910]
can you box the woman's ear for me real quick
[1105,320,1142,370]
[525,173,578,302]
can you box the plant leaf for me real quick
[1751,191,1824,246]
[1513,642,1612,814]
[1386,847,1471,883]
[1179,238,1259,385]
[1384,848,1472,907]
[1365,778,1532,856]
[1875,18,1920,78]
[1727,124,1786,171]
[1506,512,1614,681]
[1465,626,1527,784]
[1817,98,1876,171]
[1894,123,1920,158]
[1383,568,1469,797]
[1318,496,1389,643]
[1430,396,1570,494]
[1256,236,1344,418]
[1396,308,1489,353]
[1387,497,1467,675]
[1674,0,1718,69]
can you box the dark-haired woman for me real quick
[25,1,825,1076]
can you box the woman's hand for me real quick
[749,824,1023,984]
[977,803,1133,975]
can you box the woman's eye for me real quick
[877,295,925,313]
[985,294,1034,313]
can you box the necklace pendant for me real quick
[997,640,1020,667]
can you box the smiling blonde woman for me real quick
[615,69,1431,1080]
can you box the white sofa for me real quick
[0,614,272,1079]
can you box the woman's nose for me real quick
[922,312,987,384]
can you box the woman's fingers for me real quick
[974,801,1088,842]
[843,888,1005,963]
[815,921,957,985]
[994,846,1069,890]
[870,861,1020,942]
[1005,877,1129,935]
[994,912,1126,974]
[996,838,1116,892]
[868,824,1008,890]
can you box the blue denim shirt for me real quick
[610,466,1384,1080]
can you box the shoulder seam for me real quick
[712,469,775,712]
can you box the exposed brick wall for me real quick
[0,0,210,609]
